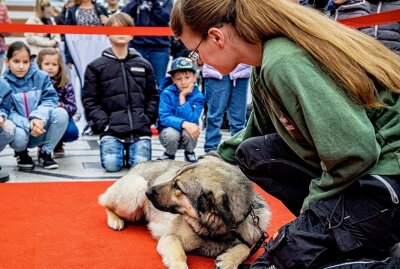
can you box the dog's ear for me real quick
[198,191,236,229]
[198,191,215,214]
[214,191,236,229]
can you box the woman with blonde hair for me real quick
[171,0,400,268]
[25,0,61,58]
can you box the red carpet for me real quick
[0,181,294,269]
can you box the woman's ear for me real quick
[208,27,225,48]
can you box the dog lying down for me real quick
[99,153,271,269]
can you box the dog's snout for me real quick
[145,187,157,201]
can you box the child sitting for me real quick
[37,48,79,157]
[156,57,205,163]
[82,13,159,172]
[0,78,15,182]
[3,41,68,170]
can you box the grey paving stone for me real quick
[0,129,231,183]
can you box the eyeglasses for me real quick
[188,36,206,62]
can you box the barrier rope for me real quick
[0,24,173,36]
[339,8,400,28]
[0,8,399,35]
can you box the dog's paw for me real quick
[169,263,189,269]
[162,256,188,269]
[107,216,125,230]
[215,252,240,269]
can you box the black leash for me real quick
[231,205,269,259]
[247,206,269,259]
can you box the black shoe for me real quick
[156,152,175,161]
[15,150,35,170]
[0,166,9,183]
[184,151,197,163]
[390,243,400,257]
[38,150,58,169]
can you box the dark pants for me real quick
[236,134,400,269]
[236,134,322,216]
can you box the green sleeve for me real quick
[217,110,263,164]
[265,56,380,211]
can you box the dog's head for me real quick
[145,154,256,237]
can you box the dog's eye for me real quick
[172,181,180,190]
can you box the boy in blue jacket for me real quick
[156,57,205,162]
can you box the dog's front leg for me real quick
[215,243,250,269]
[157,234,188,269]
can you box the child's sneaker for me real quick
[14,150,35,170]
[54,142,65,158]
[0,166,9,183]
[38,150,58,169]
[156,152,175,161]
[184,151,197,163]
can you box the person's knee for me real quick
[9,128,29,152]
[235,137,262,170]
[1,120,15,143]
[101,154,123,172]
[161,128,180,141]
[63,122,79,142]
[100,138,123,172]
[50,108,69,125]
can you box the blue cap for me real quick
[168,57,196,75]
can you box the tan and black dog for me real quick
[99,153,271,269]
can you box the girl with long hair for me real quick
[4,41,68,170]
[171,0,400,268]
[37,48,79,157]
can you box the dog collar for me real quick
[231,205,269,259]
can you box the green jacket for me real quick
[218,37,400,210]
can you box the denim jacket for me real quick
[3,62,59,133]
[0,78,12,119]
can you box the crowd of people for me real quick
[0,0,255,178]
[0,0,400,267]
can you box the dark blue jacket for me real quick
[122,0,172,49]
[157,76,205,132]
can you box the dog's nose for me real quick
[145,187,157,201]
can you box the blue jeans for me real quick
[99,136,151,172]
[204,75,249,153]
[133,46,170,86]
[10,107,69,153]
[62,119,79,143]
[0,120,15,152]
